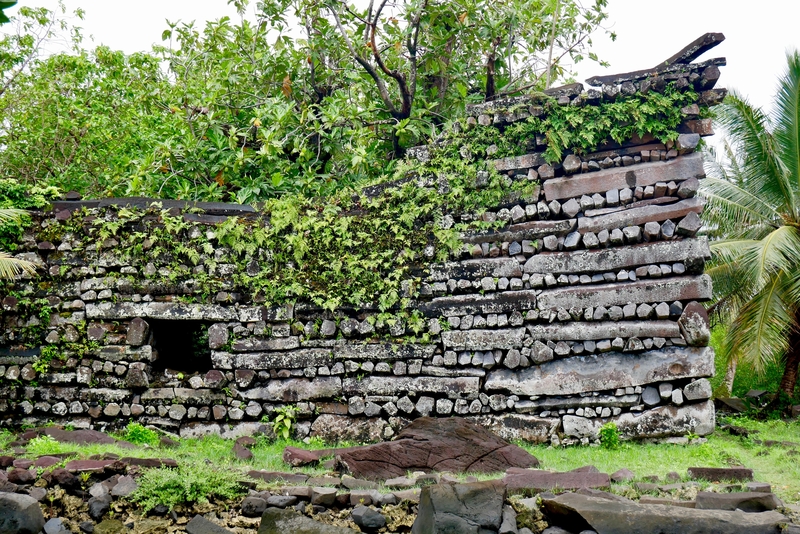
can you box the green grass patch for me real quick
[520,416,800,504]
[4,418,800,508]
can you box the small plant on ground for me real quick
[121,422,160,446]
[130,464,245,513]
[26,434,59,455]
[272,405,298,440]
[599,422,621,450]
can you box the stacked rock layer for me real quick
[0,35,725,445]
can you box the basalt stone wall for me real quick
[0,35,726,445]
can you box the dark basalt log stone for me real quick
[335,417,538,480]
[542,492,787,534]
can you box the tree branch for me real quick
[328,2,398,115]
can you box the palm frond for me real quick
[700,177,779,238]
[772,49,800,220]
[716,92,792,211]
[726,271,796,374]
[0,251,36,279]
[0,208,29,223]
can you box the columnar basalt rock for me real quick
[0,36,725,445]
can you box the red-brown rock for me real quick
[503,468,610,493]
[336,417,538,480]
[64,460,115,473]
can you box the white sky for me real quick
[10,0,800,116]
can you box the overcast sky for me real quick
[11,0,800,116]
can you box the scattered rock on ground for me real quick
[542,492,789,534]
[258,507,359,533]
[336,417,538,480]
[186,515,234,534]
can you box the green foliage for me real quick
[121,422,160,446]
[32,345,63,374]
[130,464,245,513]
[0,0,612,202]
[272,405,297,440]
[25,434,59,455]
[0,178,59,252]
[599,422,620,450]
[702,51,800,399]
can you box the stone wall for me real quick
[0,35,726,445]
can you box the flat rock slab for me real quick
[688,467,754,482]
[64,460,116,473]
[336,417,538,480]
[248,471,309,484]
[258,507,358,534]
[35,428,134,448]
[503,469,610,493]
[542,493,788,534]
[695,491,781,512]
[119,457,178,468]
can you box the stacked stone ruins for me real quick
[0,34,726,445]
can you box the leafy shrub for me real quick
[599,422,620,450]
[272,405,298,440]
[121,422,160,446]
[130,464,244,513]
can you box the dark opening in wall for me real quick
[149,320,212,374]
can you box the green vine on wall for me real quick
[15,85,705,318]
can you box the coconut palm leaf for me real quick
[773,51,800,215]
[0,208,36,279]
[703,50,800,397]
[0,250,35,278]
[716,91,792,210]
[726,271,796,374]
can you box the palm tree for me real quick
[0,208,36,278]
[701,50,800,403]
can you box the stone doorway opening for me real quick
[148,319,213,374]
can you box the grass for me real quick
[521,415,800,504]
[3,417,800,507]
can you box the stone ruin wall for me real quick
[0,35,727,445]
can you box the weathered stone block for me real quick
[232,337,300,352]
[543,153,704,201]
[126,318,149,346]
[526,321,680,341]
[485,346,714,396]
[578,197,705,234]
[86,302,238,321]
[420,291,537,317]
[241,377,342,402]
[428,258,521,282]
[537,275,712,310]
[342,376,479,396]
[441,329,526,350]
[333,344,436,361]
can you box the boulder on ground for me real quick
[336,417,538,480]
[412,480,506,534]
[186,515,234,534]
[258,508,359,533]
[0,493,46,534]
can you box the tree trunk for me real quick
[723,358,737,397]
[778,326,800,398]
